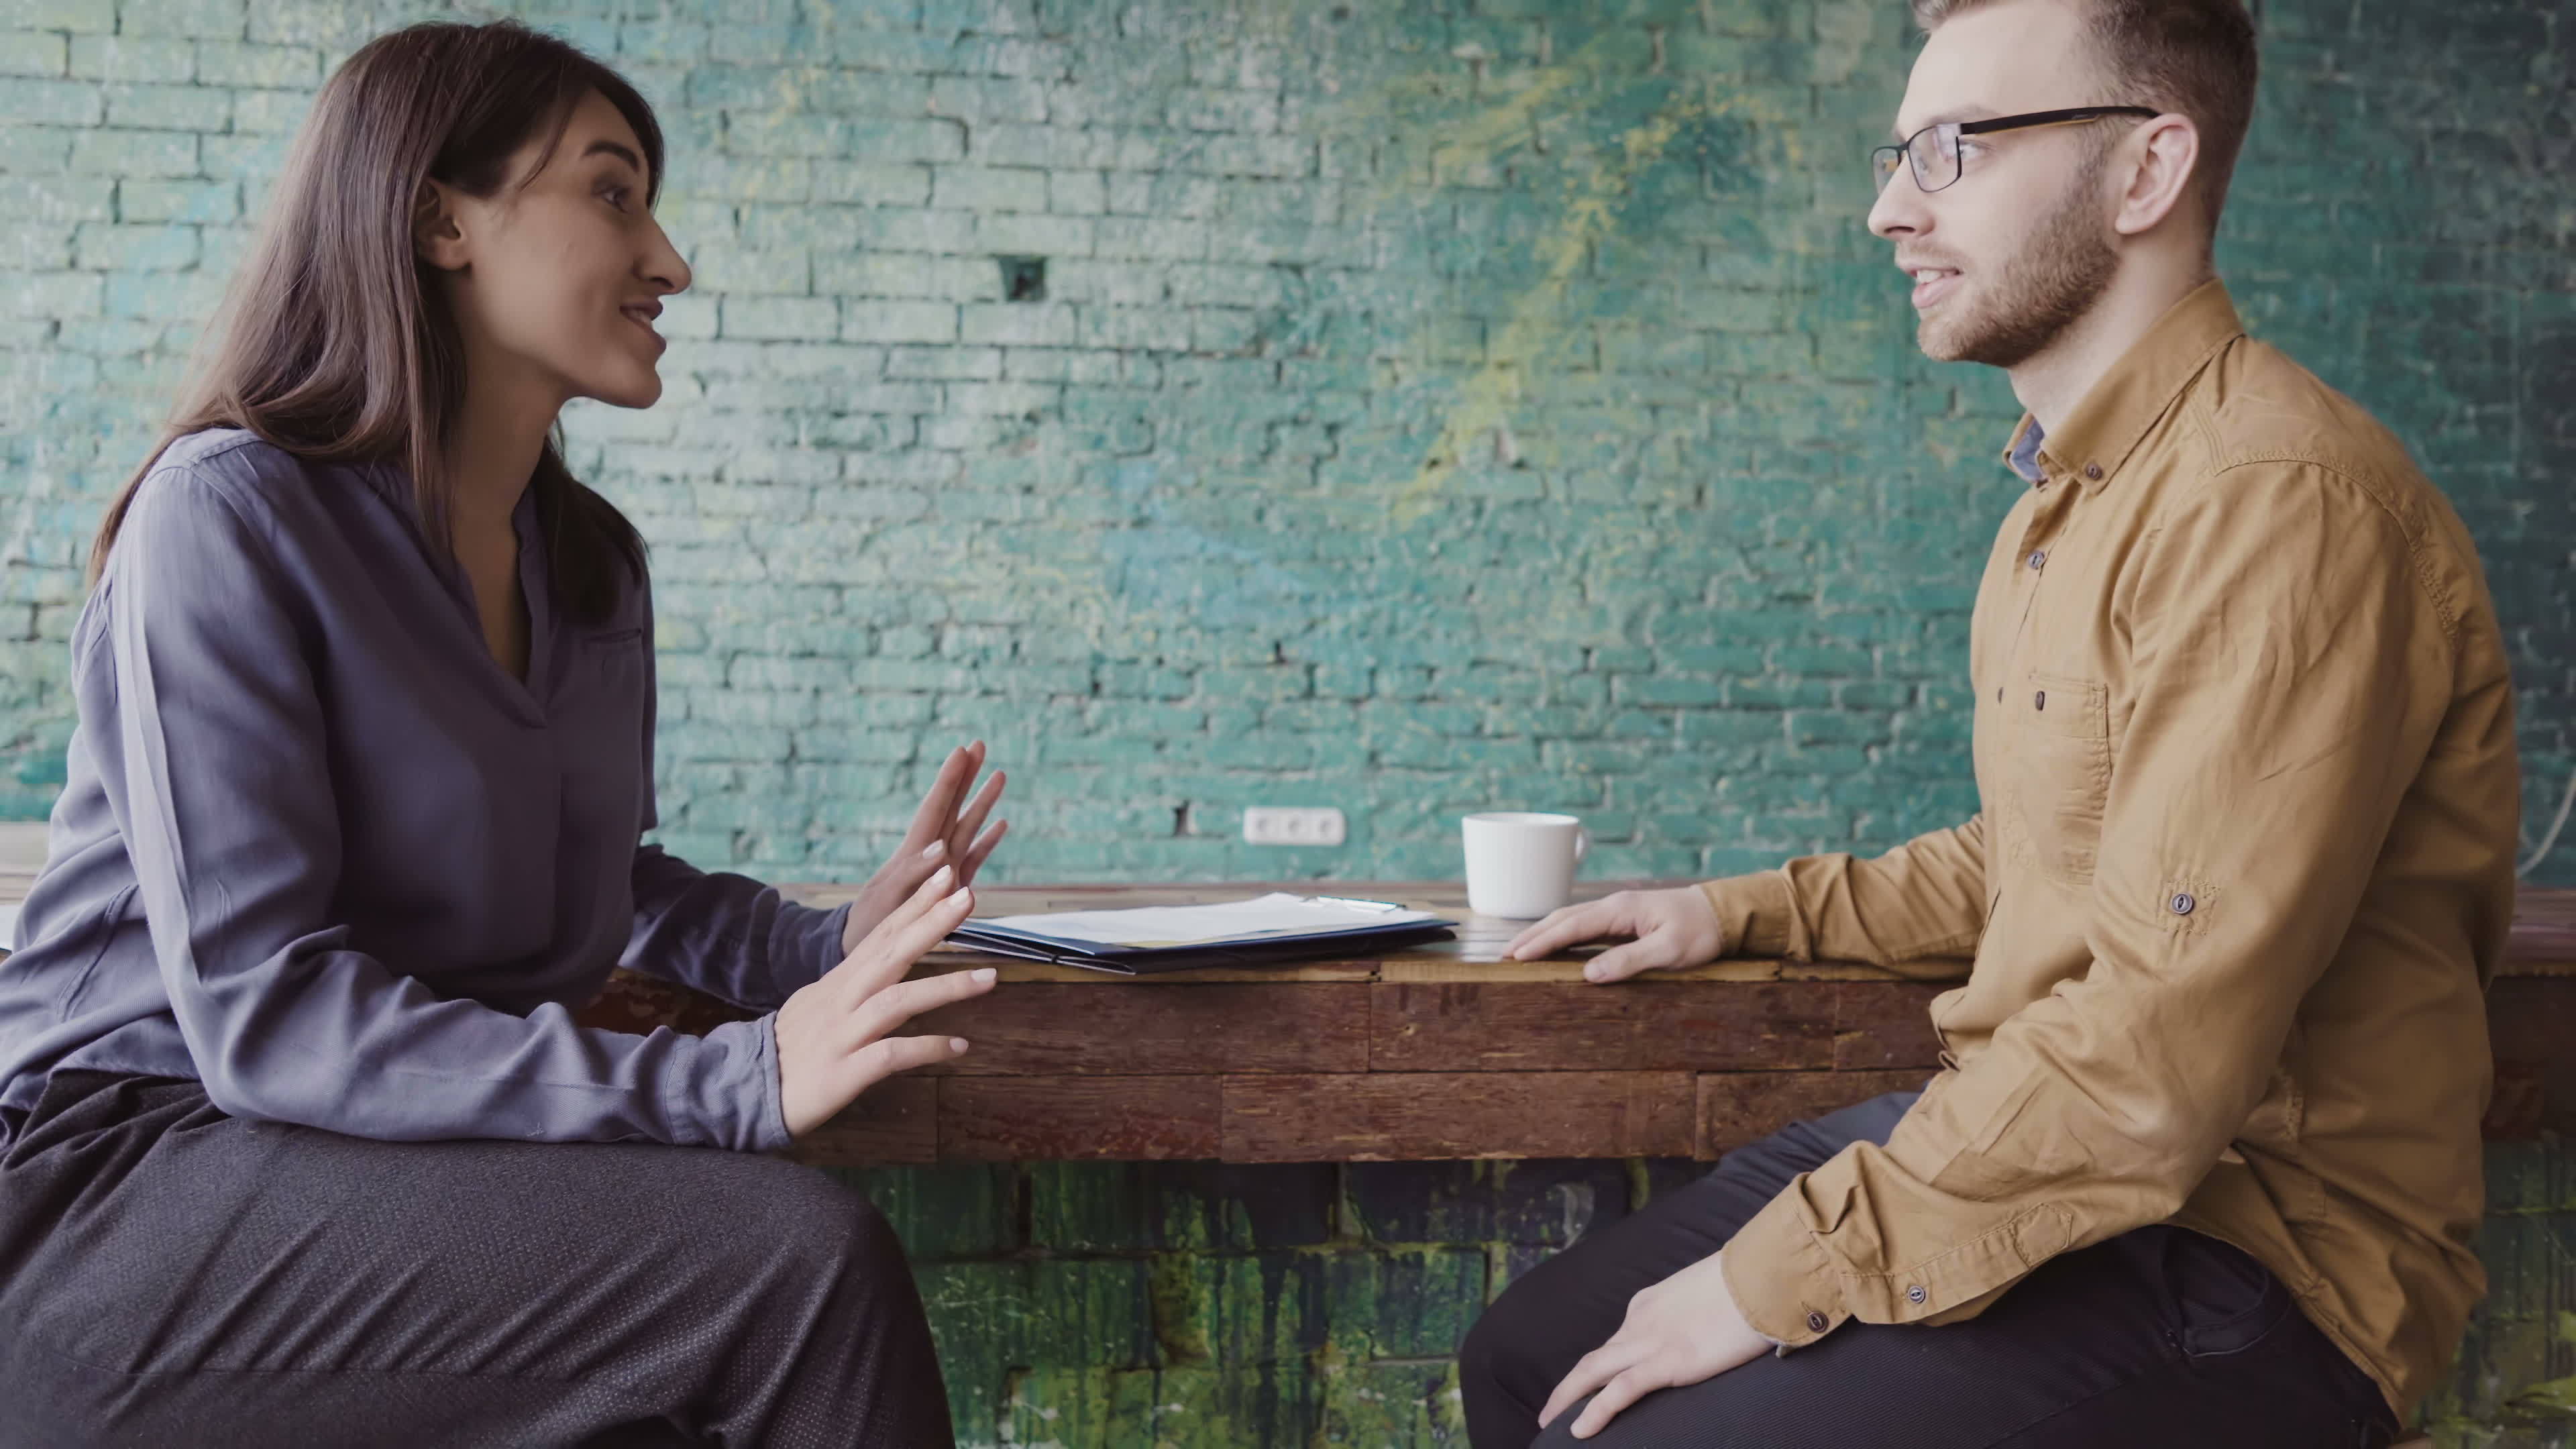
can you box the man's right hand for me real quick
[1504,886,1727,983]
[775,865,996,1138]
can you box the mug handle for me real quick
[1573,827,1591,865]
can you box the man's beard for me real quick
[1920,160,2119,368]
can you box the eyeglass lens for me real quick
[1872,123,1962,194]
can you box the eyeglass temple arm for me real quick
[1954,105,2161,136]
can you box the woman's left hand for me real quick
[843,741,1008,953]
[1538,1248,1775,1439]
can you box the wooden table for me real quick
[568,881,2576,1168]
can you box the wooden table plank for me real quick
[1368,982,1841,1073]
[938,1075,1222,1161]
[908,981,1368,1075]
[789,1076,938,1167]
[1222,1071,1697,1161]
[1699,1070,1932,1158]
[1832,982,1951,1071]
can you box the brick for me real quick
[0,77,101,125]
[11,0,113,33]
[1025,1161,1335,1251]
[72,219,195,269]
[809,159,930,206]
[227,87,308,134]
[7,270,101,317]
[119,0,246,40]
[1096,215,1208,260]
[191,40,313,87]
[0,32,68,78]
[973,210,1094,258]
[927,163,1044,213]
[1346,1158,1635,1247]
[101,81,227,131]
[840,297,955,344]
[959,300,1074,346]
[1,174,113,221]
[837,1163,1018,1259]
[68,127,197,176]
[718,295,835,340]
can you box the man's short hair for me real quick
[1910,0,2259,231]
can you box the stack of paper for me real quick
[945,893,1457,974]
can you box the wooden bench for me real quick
[564,881,2576,1168]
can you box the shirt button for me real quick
[1907,1284,1927,1304]
[2027,549,2046,570]
[1805,1311,1829,1332]
[2084,463,2103,480]
[2034,690,2046,710]
[2170,892,2197,916]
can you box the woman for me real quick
[0,21,998,1446]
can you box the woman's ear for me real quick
[2112,113,2201,239]
[413,179,470,271]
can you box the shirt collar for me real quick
[1995,278,2246,490]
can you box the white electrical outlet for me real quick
[1242,806,1346,847]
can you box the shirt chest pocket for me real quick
[2004,672,2111,883]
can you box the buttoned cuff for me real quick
[1718,1185,1849,1350]
[1699,870,1798,959]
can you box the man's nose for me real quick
[1868,163,1925,240]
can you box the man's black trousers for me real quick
[1459,1090,2402,1449]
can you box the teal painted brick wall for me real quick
[1,0,2569,885]
[3,1,2573,1445]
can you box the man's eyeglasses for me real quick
[1870,107,2161,195]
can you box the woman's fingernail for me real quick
[930,865,953,887]
[949,1038,970,1054]
[922,840,946,858]
[1585,963,1605,981]
[971,968,997,983]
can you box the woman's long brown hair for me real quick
[87,20,655,623]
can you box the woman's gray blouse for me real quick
[0,429,848,1152]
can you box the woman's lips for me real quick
[621,306,665,350]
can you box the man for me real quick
[1458,0,2518,1444]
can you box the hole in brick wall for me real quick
[1000,256,1047,303]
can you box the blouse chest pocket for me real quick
[2004,671,2112,883]
[557,627,651,835]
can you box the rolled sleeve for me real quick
[1701,814,1986,973]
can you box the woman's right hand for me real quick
[775,865,996,1138]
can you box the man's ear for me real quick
[2111,114,2200,238]
[413,179,470,272]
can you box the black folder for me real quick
[942,894,1459,975]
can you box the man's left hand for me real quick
[1539,1248,1776,1439]
[843,741,1008,953]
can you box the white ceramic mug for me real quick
[1461,812,1591,918]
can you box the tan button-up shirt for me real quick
[1705,280,2518,1421]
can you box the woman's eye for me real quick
[599,184,631,209]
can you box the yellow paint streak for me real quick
[1326,35,1802,525]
